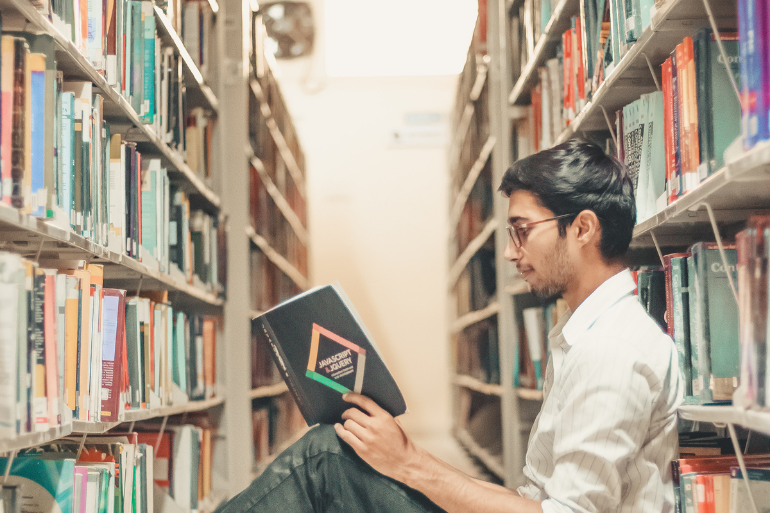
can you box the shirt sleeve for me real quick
[540,340,656,513]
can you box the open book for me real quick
[252,283,407,425]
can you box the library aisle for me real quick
[1,0,770,512]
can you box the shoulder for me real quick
[569,296,677,383]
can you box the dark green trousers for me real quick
[216,425,446,513]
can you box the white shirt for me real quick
[517,270,684,513]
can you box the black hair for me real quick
[498,139,635,262]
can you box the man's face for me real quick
[504,190,576,298]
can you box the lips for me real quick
[517,266,533,277]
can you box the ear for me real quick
[571,210,601,249]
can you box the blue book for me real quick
[29,54,46,217]
[737,0,770,148]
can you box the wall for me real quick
[277,73,457,436]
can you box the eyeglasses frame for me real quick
[506,212,578,248]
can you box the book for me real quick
[253,283,407,425]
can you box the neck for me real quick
[562,261,626,312]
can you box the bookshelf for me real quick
[452,0,770,492]
[0,0,307,509]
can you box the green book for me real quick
[687,255,702,401]
[140,2,155,124]
[691,242,739,403]
[0,456,75,513]
[670,255,695,401]
[624,0,642,43]
[173,311,187,393]
[696,29,740,176]
[125,298,141,408]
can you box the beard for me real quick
[528,236,575,299]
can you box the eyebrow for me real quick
[508,216,529,224]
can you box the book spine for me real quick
[43,273,60,427]
[687,255,701,400]
[694,30,711,179]
[141,3,154,124]
[11,39,26,210]
[671,50,683,198]
[29,54,46,217]
[671,256,694,401]
[256,316,316,425]
[32,268,47,431]
[684,37,700,184]
[0,254,21,437]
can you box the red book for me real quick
[663,253,690,338]
[532,83,542,152]
[695,474,715,513]
[675,43,690,177]
[136,432,174,487]
[100,289,126,422]
[575,16,585,103]
[661,57,677,204]
[562,29,572,116]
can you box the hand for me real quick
[334,393,420,483]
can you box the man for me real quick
[218,140,683,512]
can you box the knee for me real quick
[288,424,343,459]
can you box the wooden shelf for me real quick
[0,203,223,309]
[0,0,222,213]
[553,0,737,141]
[250,155,308,246]
[0,421,73,452]
[250,382,289,399]
[678,405,770,435]
[449,136,496,229]
[72,396,226,434]
[454,428,505,480]
[630,139,770,249]
[246,226,309,291]
[453,375,503,396]
[449,62,489,169]
[448,218,498,289]
[249,79,306,198]
[154,4,219,113]
[508,0,579,105]
[516,388,544,401]
[452,302,500,333]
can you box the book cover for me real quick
[0,456,75,513]
[100,289,126,421]
[254,283,406,425]
[690,242,739,403]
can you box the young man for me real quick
[218,140,683,512]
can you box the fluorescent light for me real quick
[325,0,478,77]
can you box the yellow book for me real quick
[62,273,80,412]
[64,268,90,420]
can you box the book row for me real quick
[252,394,304,465]
[455,156,493,258]
[0,426,214,513]
[524,24,743,222]
[455,241,496,317]
[637,242,739,405]
[251,325,282,389]
[250,248,303,315]
[510,0,553,85]
[248,103,307,228]
[251,50,306,183]
[455,316,500,386]
[0,252,217,437]
[516,299,569,391]
[619,30,740,222]
[671,453,770,513]
[250,163,308,276]
[451,75,491,192]
[0,29,221,287]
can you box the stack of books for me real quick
[0,252,218,436]
[0,427,214,513]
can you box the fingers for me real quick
[341,407,370,426]
[342,393,385,416]
[334,422,366,452]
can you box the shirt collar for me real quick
[560,269,636,347]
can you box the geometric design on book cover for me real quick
[306,323,367,394]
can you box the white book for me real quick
[171,426,193,509]
[0,253,22,437]
[85,470,100,513]
[635,95,652,223]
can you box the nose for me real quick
[503,235,521,262]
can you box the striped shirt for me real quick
[517,269,684,512]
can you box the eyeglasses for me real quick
[506,213,577,248]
